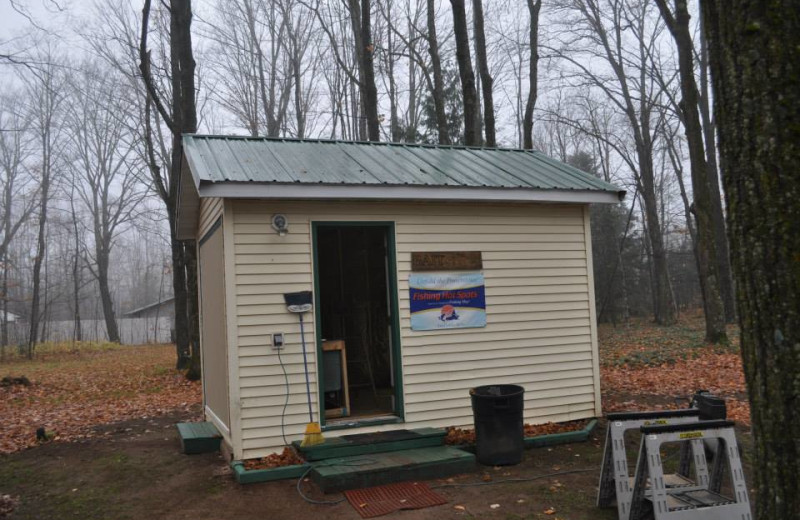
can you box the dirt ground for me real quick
[0,405,754,520]
[0,314,753,519]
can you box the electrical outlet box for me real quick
[272,333,285,350]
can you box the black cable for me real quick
[277,342,290,447]
[296,466,345,505]
[296,458,379,505]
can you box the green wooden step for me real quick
[310,446,475,493]
[176,422,222,454]
[294,427,447,461]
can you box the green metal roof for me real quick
[182,134,624,196]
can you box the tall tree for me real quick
[347,0,381,141]
[523,0,541,149]
[426,0,450,144]
[23,52,65,356]
[655,0,726,343]
[140,0,201,378]
[67,64,143,344]
[702,1,800,517]
[449,0,480,146]
[697,9,735,322]
[471,0,495,146]
[0,92,36,349]
[552,0,678,324]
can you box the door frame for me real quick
[311,221,404,428]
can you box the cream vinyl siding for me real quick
[230,200,599,459]
[199,223,230,436]
[198,197,223,238]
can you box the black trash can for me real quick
[470,384,525,466]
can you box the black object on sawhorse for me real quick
[628,420,751,520]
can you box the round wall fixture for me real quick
[271,213,289,236]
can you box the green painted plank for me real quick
[294,427,447,461]
[177,421,221,440]
[231,462,311,484]
[299,436,444,461]
[523,419,598,448]
[176,422,222,454]
[311,446,475,493]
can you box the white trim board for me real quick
[198,182,623,205]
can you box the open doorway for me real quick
[313,223,402,423]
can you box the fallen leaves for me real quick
[0,343,201,454]
[445,420,589,446]
[599,314,750,425]
[523,420,587,437]
[445,427,475,446]
[242,446,305,470]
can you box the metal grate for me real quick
[344,481,448,518]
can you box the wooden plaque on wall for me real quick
[411,251,483,271]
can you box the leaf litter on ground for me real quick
[599,312,750,424]
[0,343,200,454]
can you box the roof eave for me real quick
[176,151,202,241]
[197,181,624,205]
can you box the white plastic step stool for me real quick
[597,409,710,520]
[628,420,751,520]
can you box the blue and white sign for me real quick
[409,272,486,331]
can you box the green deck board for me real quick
[232,462,311,484]
[294,427,446,461]
[177,422,222,454]
[179,422,219,439]
[311,446,475,493]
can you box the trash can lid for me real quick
[469,384,525,397]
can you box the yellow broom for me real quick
[298,313,324,447]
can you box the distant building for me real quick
[1,311,21,323]
[123,298,175,320]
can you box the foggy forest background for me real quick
[0,0,731,356]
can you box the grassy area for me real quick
[598,310,740,368]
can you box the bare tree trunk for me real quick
[385,1,401,142]
[96,241,120,343]
[184,242,200,380]
[640,175,676,324]
[171,0,200,372]
[523,0,541,149]
[347,0,381,141]
[70,193,82,342]
[360,0,380,141]
[171,227,190,369]
[656,0,726,342]
[702,2,800,517]
[139,0,200,370]
[471,0,495,146]
[426,0,450,144]
[698,8,735,323]
[28,170,48,357]
[450,0,479,146]
[407,14,418,141]
[1,250,8,354]
[72,243,82,342]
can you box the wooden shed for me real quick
[176,135,624,461]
